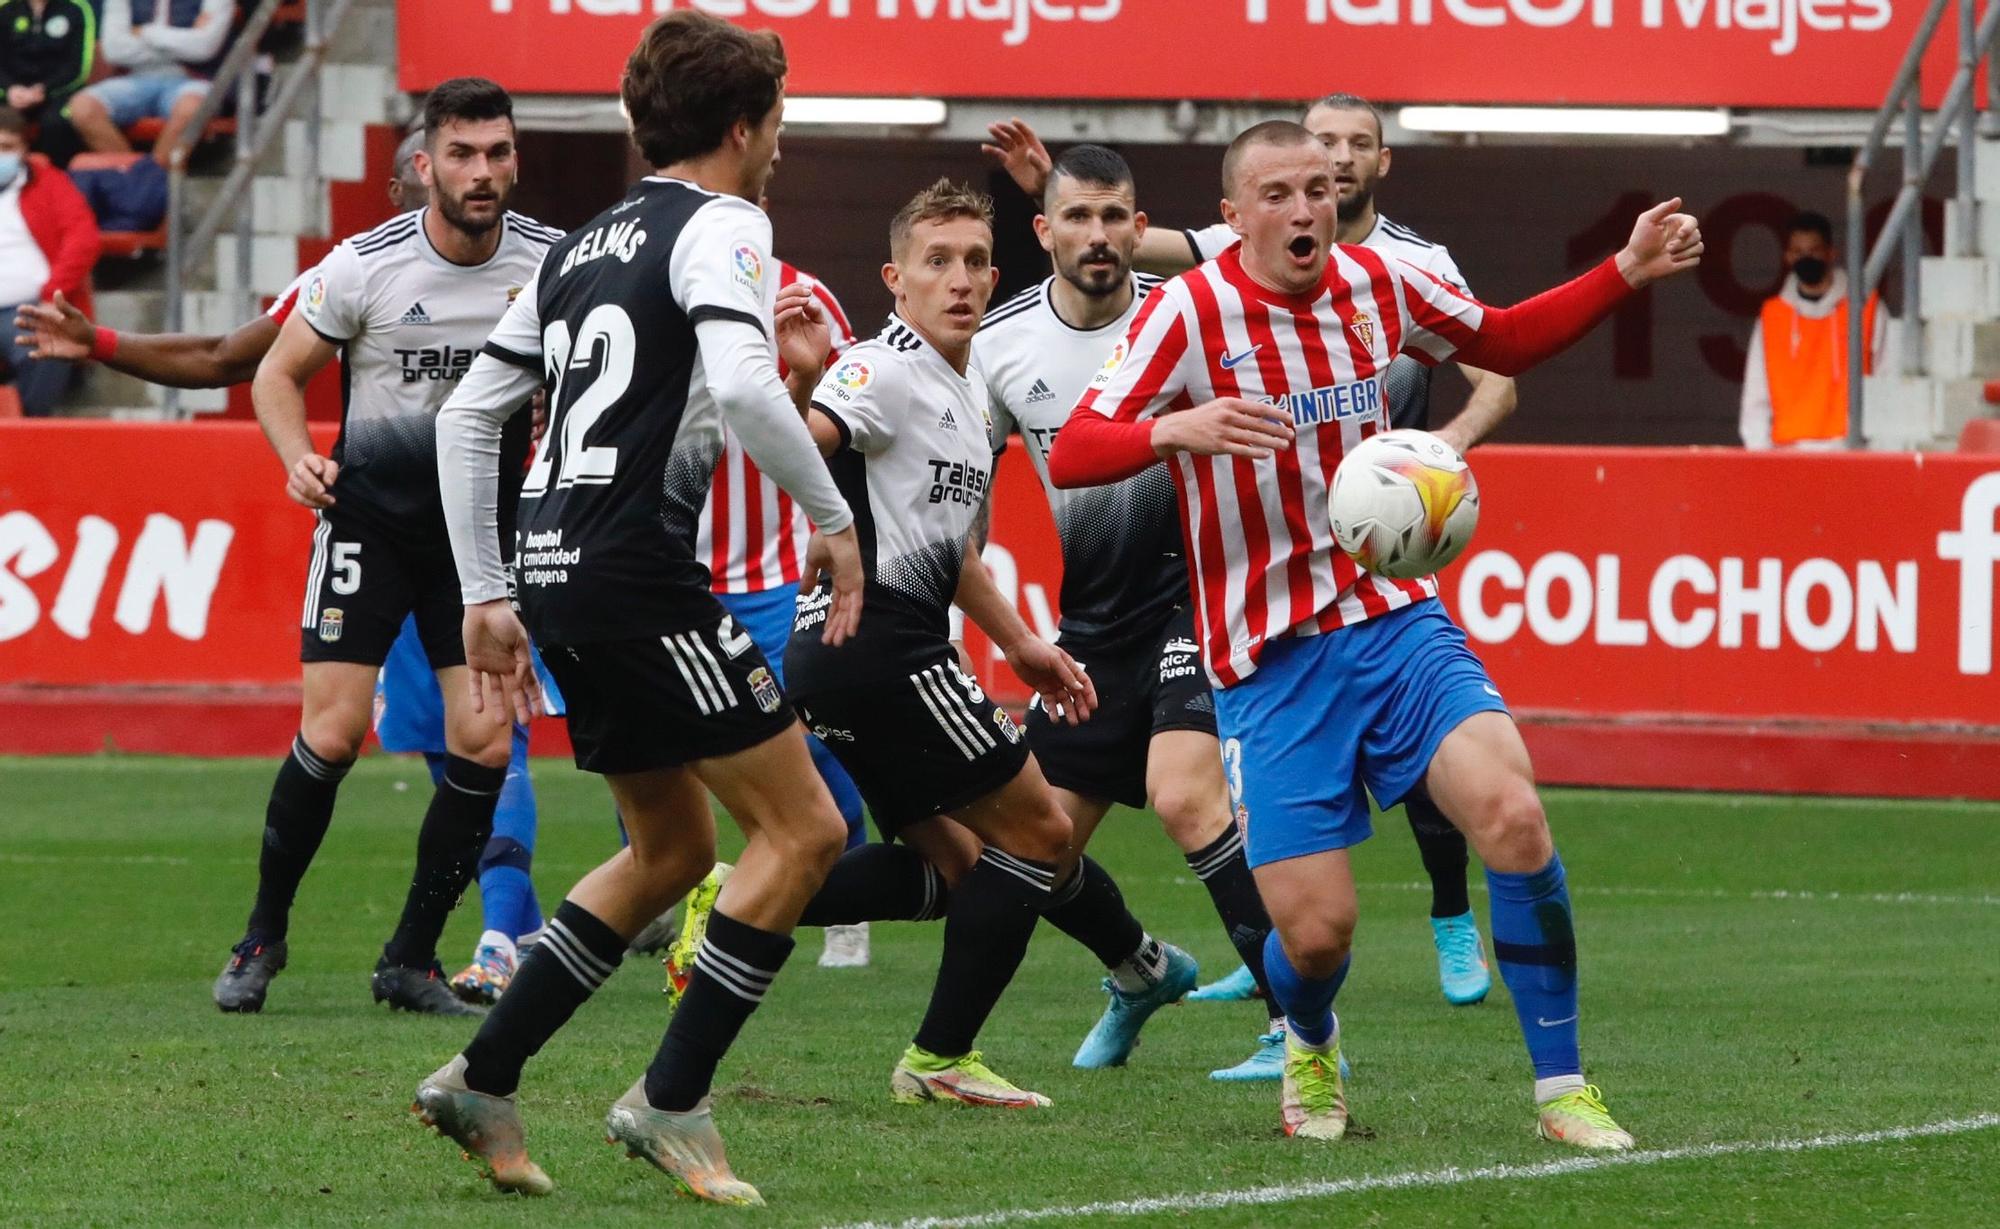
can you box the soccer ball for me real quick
[1328,429,1480,580]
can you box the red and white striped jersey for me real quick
[697,261,856,593]
[1074,243,1486,687]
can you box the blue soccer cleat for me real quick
[1212,1027,1352,1083]
[1186,962,1260,1003]
[1072,944,1198,1069]
[1432,911,1493,1005]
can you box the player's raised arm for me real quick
[1394,198,1702,378]
[981,115,1200,276]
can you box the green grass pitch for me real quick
[2,755,1996,1227]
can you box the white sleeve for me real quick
[1185,223,1238,263]
[297,244,367,344]
[438,272,545,604]
[698,319,853,535]
[810,350,901,454]
[142,0,234,63]
[1738,319,1773,450]
[670,196,777,336]
[1392,260,1484,367]
[100,0,144,66]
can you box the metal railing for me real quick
[160,0,355,417]
[1847,0,2000,443]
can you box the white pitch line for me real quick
[1,853,191,866]
[825,1113,2000,1229]
[1350,879,2000,909]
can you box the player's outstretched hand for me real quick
[1616,198,1704,288]
[13,291,92,362]
[1153,397,1295,460]
[981,118,1052,200]
[774,280,831,382]
[805,525,865,647]
[1004,636,1096,725]
[285,453,340,509]
[462,600,541,726]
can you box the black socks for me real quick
[1407,790,1472,918]
[645,909,796,1111]
[799,843,949,926]
[1184,825,1277,1002]
[912,848,1054,1057]
[382,755,505,969]
[462,900,625,1097]
[245,734,352,940]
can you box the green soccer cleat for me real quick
[1186,962,1261,1003]
[1431,911,1493,1005]
[1280,1034,1348,1141]
[662,861,731,1007]
[891,1045,1052,1109]
[412,1055,553,1196]
[1072,944,1199,1068]
[1537,1084,1636,1151]
[605,1080,764,1206]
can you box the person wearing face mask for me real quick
[0,104,96,415]
[1739,211,1887,450]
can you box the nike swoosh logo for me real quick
[1219,345,1261,370]
[1537,1014,1579,1028]
[1482,685,1502,698]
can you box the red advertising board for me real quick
[977,446,2000,733]
[5,421,1994,792]
[398,0,1939,110]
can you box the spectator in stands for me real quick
[0,0,97,163]
[65,0,232,168]
[1740,210,1889,451]
[0,103,98,414]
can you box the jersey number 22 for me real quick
[523,305,634,495]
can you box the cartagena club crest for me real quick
[318,607,344,643]
[747,666,783,715]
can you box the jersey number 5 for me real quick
[523,305,634,495]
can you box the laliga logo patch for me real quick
[732,244,763,288]
[747,666,783,715]
[1347,310,1375,351]
[833,359,872,390]
[1088,339,1128,389]
[318,607,344,643]
[304,274,327,317]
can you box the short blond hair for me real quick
[890,178,995,259]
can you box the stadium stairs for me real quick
[72,0,404,422]
[1865,137,2000,449]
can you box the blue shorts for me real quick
[718,586,799,686]
[373,616,563,754]
[83,70,209,127]
[1215,600,1508,868]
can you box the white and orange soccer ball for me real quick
[1328,429,1480,580]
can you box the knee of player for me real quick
[1149,783,1229,850]
[779,804,849,875]
[296,722,365,767]
[1483,781,1552,865]
[1010,796,1074,866]
[1284,915,1356,978]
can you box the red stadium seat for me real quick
[1958,417,2000,453]
[68,152,168,256]
[123,114,237,148]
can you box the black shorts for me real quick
[541,617,797,775]
[1027,606,1217,809]
[792,653,1030,837]
[298,510,463,668]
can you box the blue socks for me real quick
[1262,929,1349,1048]
[478,725,542,939]
[1487,853,1581,1079]
[807,733,867,850]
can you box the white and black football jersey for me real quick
[974,273,1185,649]
[790,317,994,684]
[298,208,557,531]
[1184,212,1471,430]
[470,178,816,644]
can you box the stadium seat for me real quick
[1957,417,2000,452]
[123,115,237,149]
[68,153,168,256]
[0,385,22,418]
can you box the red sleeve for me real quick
[38,169,101,303]
[1046,408,1162,488]
[1447,257,1633,376]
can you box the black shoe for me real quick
[372,958,486,1017]
[214,934,288,1013]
